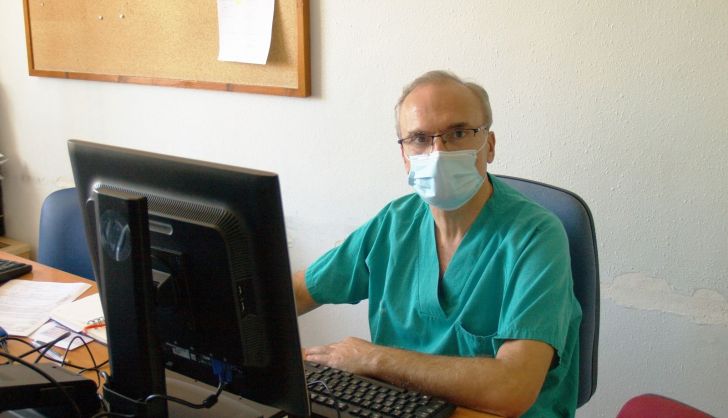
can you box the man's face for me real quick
[398,81,495,176]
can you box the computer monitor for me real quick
[68,140,310,417]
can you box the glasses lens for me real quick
[403,135,430,155]
[443,129,476,149]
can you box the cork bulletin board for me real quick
[23,0,310,97]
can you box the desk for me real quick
[1,251,106,371]
[0,252,499,418]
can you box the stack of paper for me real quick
[50,294,107,344]
[0,280,90,336]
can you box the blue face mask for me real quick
[407,148,485,211]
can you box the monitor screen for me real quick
[68,139,310,417]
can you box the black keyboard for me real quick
[305,362,455,418]
[0,259,32,284]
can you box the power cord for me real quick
[144,379,226,409]
[92,360,233,416]
[32,331,72,364]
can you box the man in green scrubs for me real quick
[293,71,582,418]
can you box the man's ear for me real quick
[486,131,496,164]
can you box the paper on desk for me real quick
[217,0,275,65]
[30,321,93,351]
[50,293,107,344]
[0,279,91,336]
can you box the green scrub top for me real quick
[306,175,582,417]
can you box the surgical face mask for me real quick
[406,147,485,211]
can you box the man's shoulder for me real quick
[489,176,566,238]
[377,193,428,219]
[351,193,428,238]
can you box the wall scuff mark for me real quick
[602,273,728,326]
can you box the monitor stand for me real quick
[165,371,281,418]
[0,371,281,418]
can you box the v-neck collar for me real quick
[416,175,498,319]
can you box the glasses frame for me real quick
[397,125,489,155]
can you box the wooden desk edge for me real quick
[0,251,499,418]
[0,251,97,296]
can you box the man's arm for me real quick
[303,337,553,418]
[292,270,320,315]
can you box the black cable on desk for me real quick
[62,334,99,368]
[144,379,227,410]
[31,331,72,364]
[97,373,229,415]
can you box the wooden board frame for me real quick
[23,0,310,97]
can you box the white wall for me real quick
[1,1,726,416]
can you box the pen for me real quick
[30,340,65,363]
[83,321,106,332]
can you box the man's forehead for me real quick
[404,80,472,102]
[399,81,482,129]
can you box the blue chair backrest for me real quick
[38,188,94,280]
[496,175,599,407]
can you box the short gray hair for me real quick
[394,70,493,137]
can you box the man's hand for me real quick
[303,337,553,418]
[304,337,380,376]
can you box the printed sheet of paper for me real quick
[0,280,90,336]
[217,0,275,65]
[30,321,93,351]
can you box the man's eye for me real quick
[412,135,429,144]
[451,130,468,139]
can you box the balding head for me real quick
[395,70,492,138]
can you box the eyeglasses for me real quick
[397,125,488,155]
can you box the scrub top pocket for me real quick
[454,322,497,357]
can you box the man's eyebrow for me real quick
[405,122,469,136]
[445,122,469,130]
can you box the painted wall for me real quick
[1,1,726,416]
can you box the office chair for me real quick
[496,175,599,408]
[617,394,714,418]
[38,187,95,280]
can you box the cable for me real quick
[98,373,228,415]
[75,361,109,389]
[32,331,71,364]
[9,336,81,368]
[308,379,343,418]
[144,379,226,410]
[94,361,231,415]
[4,336,35,350]
[0,351,83,418]
[1,336,35,364]
[90,411,136,418]
[11,334,107,389]
[62,334,100,369]
[0,334,8,353]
